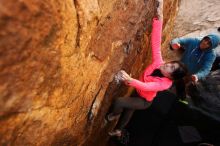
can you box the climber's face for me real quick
[160,62,180,78]
[200,37,212,50]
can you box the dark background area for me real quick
[108,91,220,146]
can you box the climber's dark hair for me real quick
[151,69,164,77]
[171,61,188,100]
[175,78,186,100]
[169,61,188,80]
[217,27,220,32]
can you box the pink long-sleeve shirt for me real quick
[127,18,172,102]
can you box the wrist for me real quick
[127,78,133,83]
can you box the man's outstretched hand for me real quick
[191,75,198,83]
[171,43,181,50]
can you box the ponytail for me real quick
[175,75,191,100]
[175,79,186,100]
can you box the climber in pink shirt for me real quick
[106,0,188,138]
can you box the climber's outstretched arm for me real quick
[150,0,163,65]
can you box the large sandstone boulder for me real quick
[173,0,220,37]
[0,0,179,145]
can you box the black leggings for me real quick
[110,95,152,130]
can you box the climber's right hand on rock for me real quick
[115,70,126,83]
[120,70,133,83]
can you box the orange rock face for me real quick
[0,0,179,145]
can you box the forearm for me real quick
[127,79,162,91]
[195,69,211,80]
[195,64,212,79]
[150,0,163,64]
[151,18,163,64]
[170,37,195,51]
[196,56,216,79]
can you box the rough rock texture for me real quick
[173,0,220,37]
[0,0,179,145]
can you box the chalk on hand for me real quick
[114,71,123,85]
